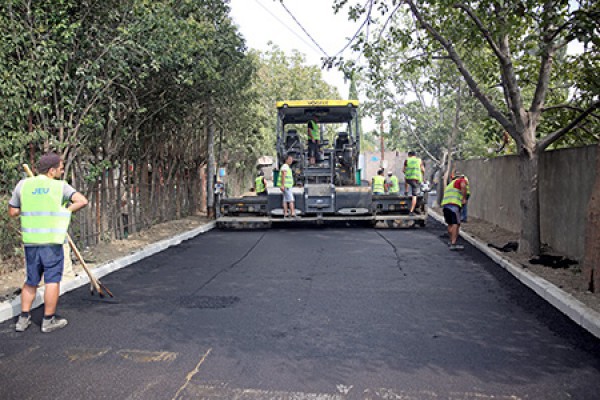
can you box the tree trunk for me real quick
[582,142,600,292]
[207,113,216,219]
[518,145,541,256]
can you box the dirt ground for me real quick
[1,213,599,317]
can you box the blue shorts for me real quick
[443,204,461,225]
[24,245,64,286]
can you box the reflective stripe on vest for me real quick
[441,179,463,207]
[255,176,266,193]
[405,157,422,181]
[280,164,294,188]
[20,176,71,244]
[372,175,385,193]
[388,176,399,193]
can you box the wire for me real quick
[278,1,331,58]
[252,0,324,57]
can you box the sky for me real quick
[228,0,365,99]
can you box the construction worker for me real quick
[280,154,297,218]
[8,152,88,333]
[255,170,267,196]
[386,171,400,194]
[372,169,385,195]
[441,171,468,251]
[403,151,425,215]
[307,118,319,165]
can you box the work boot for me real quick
[41,316,68,333]
[15,315,31,332]
[449,244,464,251]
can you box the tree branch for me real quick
[453,3,507,64]
[404,0,514,134]
[538,101,600,151]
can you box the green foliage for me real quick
[0,196,22,263]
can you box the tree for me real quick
[335,0,599,256]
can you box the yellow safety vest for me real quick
[441,179,463,207]
[388,175,399,193]
[372,175,385,193]
[20,176,71,244]
[280,164,294,188]
[255,176,266,193]
[308,120,318,141]
[405,157,422,181]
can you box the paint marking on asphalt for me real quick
[364,388,522,400]
[66,347,111,362]
[171,348,212,400]
[117,349,178,363]
[181,383,345,400]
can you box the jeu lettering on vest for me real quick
[32,188,50,195]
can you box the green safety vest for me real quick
[255,176,266,193]
[372,175,385,193]
[20,176,71,244]
[404,157,422,181]
[308,120,318,141]
[465,176,471,197]
[388,175,400,193]
[441,179,463,207]
[280,164,294,188]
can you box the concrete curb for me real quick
[0,221,216,324]
[428,209,600,340]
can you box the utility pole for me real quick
[379,107,385,166]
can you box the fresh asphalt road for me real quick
[1,219,600,400]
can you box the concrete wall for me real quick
[455,145,597,261]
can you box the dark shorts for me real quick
[308,141,318,158]
[406,179,421,196]
[443,204,461,225]
[24,245,64,286]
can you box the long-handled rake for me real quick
[23,164,113,298]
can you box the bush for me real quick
[0,195,22,265]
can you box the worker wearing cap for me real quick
[386,171,400,194]
[441,171,468,251]
[403,151,425,215]
[372,169,385,195]
[255,170,267,196]
[8,152,88,333]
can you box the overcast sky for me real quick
[228,0,365,99]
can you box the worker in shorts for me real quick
[280,154,297,219]
[441,172,468,251]
[403,151,425,215]
[8,152,88,333]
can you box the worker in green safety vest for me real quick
[307,118,320,166]
[255,170,267,196]
[8,152,88,333]
[386,171,400,194]
[403,151,425,215]
[372,169,385,194]
[441,171,468,251]
[280,154,297,219]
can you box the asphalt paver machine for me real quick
[217,100,427,228]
